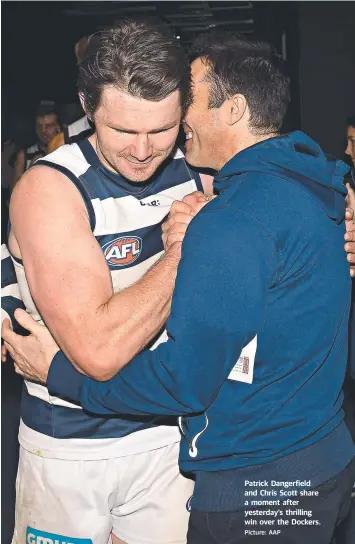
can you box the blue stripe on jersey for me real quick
[35,160,96,231]
[2,296,27,335]
[1,251,27,333]
[21,385,174,439]
[1,252,17,288]
[78,139,200,200]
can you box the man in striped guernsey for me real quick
[4,21,212,544]
[11,102,61,190]
[48,37,94,154]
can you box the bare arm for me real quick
[9,166,182,381]
[10,150,25,192]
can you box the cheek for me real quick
[155,129,179,150]
[97,128,131,154]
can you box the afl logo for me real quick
[103,236,142,267]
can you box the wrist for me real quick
[164,242,182,267]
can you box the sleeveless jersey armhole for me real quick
[34,159,96,232]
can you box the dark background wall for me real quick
[298,1,355,157]
[2,1,354,159]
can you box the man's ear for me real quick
[224,94,247,126]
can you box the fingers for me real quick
[162,200,196,252]
[345,230,355,242]
[1,344,7,363]
[169,200,195,218]
[346,247,355,277]
[4,341,17,365]
[163,194,214,252]
[182,191,208,210]
[1,324,19,346]
[14,363,24,376]
[345,207,354,223]
[14,308,43,334]
[1,318,12,343]
[162,212,194,235]
[163,222,189,251]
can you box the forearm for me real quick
[60,248,180,381]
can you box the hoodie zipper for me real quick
[178,413,209,458]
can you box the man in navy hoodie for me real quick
[4,32,355,543]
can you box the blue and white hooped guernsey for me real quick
[15,138,203,460]
[1,244,26,328]
[24,143,41,171]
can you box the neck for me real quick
[217,130,279,171]
[38,142,48,154]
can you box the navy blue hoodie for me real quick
[49,131,354,510]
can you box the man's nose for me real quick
[132,135,153,161]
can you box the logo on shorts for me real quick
[26,527,93,544]
[103,236,142,267]
[186,495,193,512]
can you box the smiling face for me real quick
[89,86,182,182]
[183,58,232,171]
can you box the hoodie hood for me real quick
[214,131,349,224]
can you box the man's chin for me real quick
[185,149,205,168]
[120,164,157,183]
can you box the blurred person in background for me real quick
[2,114,34,242]
[11,101,61,190]
[48,35,93,153]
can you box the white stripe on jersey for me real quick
[2,282,22,300]
[67,116,91,139]
[41,143,90,178]
[92,179,197,236]
[25,382,82,409]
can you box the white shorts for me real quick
[13,443,194,544]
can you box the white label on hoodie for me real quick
[227,335,257,384]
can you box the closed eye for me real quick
[111,126,175,135]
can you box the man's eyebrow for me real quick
[107,122,177,134]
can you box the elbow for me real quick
[89,365,120,382]
[73,346,129,382]
[174,387,213,414]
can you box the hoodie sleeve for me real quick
[47,206,278,416]
[349,280,355,380]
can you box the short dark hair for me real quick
[189,30,290,134]
[74,35,91,63]
[347,115,355,129]
[77,19,191,118]
[35,101,59,121]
